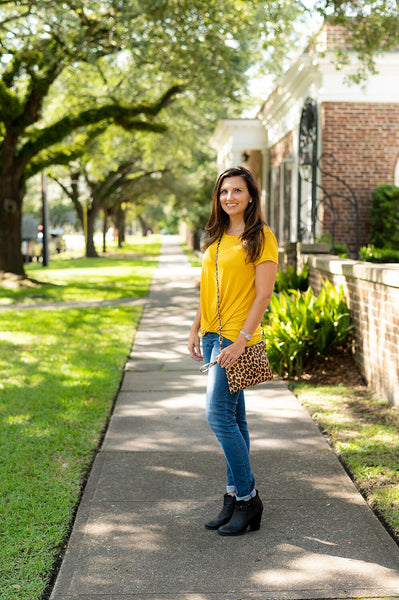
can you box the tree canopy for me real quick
[0,0,398,274]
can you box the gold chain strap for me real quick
[199,235,223,374]
[215,235,224,351]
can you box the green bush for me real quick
[318,234,349,258]
[359,244,399,264]
[333,243,349,258]
[263,280,352,377]
[274,264,309,293]
[370,184,399,250]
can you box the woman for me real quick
[188,165,278,536]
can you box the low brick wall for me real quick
[304,255,399,407]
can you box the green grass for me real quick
[0,237,161,305]
[180,242,202,267]
[291,382,399,541]
[0,237,160,600]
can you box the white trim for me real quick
[211,119,268,171]
[257,51,399,147]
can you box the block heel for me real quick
[217,490,263,536]
[249,511,263,531]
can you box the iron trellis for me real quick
[297,98,360,257]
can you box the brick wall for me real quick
[311,23,352,52]
[320,103,399,253]
[305,254,399,407]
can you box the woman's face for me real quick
[218,176,252,219]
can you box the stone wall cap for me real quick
[298,242,331,254]
[306,254,399,288]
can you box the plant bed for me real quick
[291,342,366,387]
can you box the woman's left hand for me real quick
[217,340,246,369]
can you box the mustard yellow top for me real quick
[200,227,278,345]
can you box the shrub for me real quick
[332,242,349,258]
[359,245,399,264]
[274,264,309,293]
[317,233,348,257]
[263,280,352,377]
[370,184,399,250]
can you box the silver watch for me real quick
[240,329,252,341]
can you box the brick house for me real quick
[212,24,399,257]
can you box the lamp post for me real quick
[41,168,49,267]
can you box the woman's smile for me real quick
[219,176,252,217]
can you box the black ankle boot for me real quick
[217,491,263,536]
[205,493,236,530]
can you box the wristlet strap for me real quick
[200,235,223,374]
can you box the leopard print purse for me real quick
[200,235,273,394]
[225,339,273,394]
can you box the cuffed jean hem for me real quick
[236,488,257,502]
[225,486,256,501]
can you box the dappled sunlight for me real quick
[114,394,204,417]
[300,475,363,503]
[251,546,399,590]
[104,425,216,453]
[148,466,199,479]
[4,414,31,426]
[251,436,326,449]
[303,536,338,546]
[85,518,164,552]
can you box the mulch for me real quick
[291,346,367,387]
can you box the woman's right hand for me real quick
[188,330,203,362]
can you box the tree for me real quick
[0,1,189,274]
[1,0,398,275]
[0,0,268,275]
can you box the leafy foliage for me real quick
[2,1,399,274]
[370,184,399,250]
[263,280,353,377]
[314,1,399,84]
[359,244,399,264]
[274,265,309,293]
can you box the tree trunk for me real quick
[114,204,126,248]
[102,210,108,254]
[137,214,148,236]
[86,208,99,258]
[0,177,26,277]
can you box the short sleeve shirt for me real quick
[200,227,278,345]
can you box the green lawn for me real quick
[0,237,160,600]
[0,238,160,305]
[291,382,399,541]
[180,242,202,267]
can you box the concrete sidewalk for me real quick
[50,236,399,600]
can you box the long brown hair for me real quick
[203,166,267,263]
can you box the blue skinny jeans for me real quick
[202,332,256,501]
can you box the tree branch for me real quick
[18,85,182,165]
[24,124,107,179]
